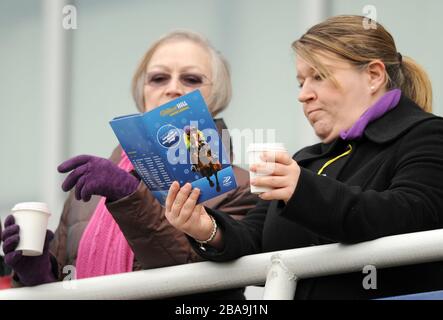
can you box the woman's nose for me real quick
[298,85,316,104]
[165,77,185,98]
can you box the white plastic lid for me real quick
[247,143,286,153]
[11,202,51,215]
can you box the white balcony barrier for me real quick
[1,228,443,300]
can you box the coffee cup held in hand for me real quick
[247,143,287,194]
[11,202,51,256]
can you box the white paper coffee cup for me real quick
[11,202,51,256]
[247,143,287,194]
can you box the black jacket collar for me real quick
[364,95,435,144]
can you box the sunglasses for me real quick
[145,72,212,88]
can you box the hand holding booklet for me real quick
[109,90,237,206]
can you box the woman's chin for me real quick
[315,130,339,144]
[313,125,333,143]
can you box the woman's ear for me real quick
[367,60,386,94]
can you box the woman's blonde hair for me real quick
[292,15,432,112]
[132,30,232,116]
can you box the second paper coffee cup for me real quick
[247,143,287,194]
[11,202,51,256]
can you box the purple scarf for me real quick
[340,89,402,140]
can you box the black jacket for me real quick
[195,95,443,299]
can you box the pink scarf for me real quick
[76,151,135,279]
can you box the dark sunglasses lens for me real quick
[180,74,204,87]
[146,74,170,87]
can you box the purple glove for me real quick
[1,215,56,286]
[57,154,139,202]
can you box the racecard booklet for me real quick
[110,90,237,206]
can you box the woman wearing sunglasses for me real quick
[2,31,258,299]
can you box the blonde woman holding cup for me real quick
[165,16,443,299]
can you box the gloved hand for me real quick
[57,155,139,202]
[1,215,56,286]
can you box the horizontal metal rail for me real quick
[1,228,443,300]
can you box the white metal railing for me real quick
[1,228,443,300]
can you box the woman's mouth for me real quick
[307,109,322,122]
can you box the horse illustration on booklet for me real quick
[184,125,222,192]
